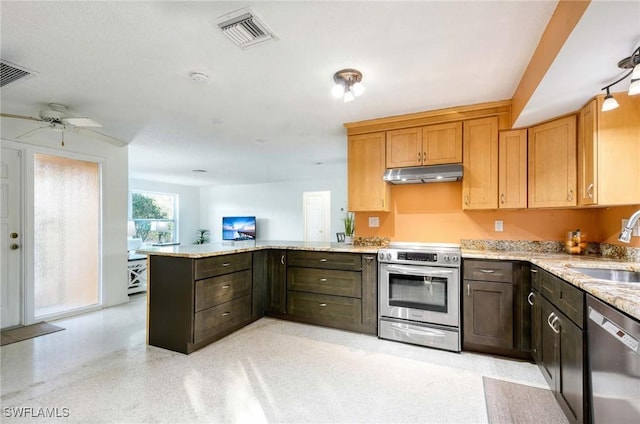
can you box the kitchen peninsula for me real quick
[138,241,380,354]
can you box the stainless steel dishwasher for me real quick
[587,295,640,423]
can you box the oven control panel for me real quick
[378,249,460,266]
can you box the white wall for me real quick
[129,179,200,245]
[1,135,129,320]
[200,174,347,242]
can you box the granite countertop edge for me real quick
[462,249,640,321]
[135,243,640,321]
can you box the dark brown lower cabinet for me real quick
[462,259,531,358]
[529,269,586,424]
[285,251,377,335]
[463,280,513,348]
[265,249,287,316]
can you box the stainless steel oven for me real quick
[378,242,461,352]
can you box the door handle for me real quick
[10,232,19,239]
[280,255,285,265]
[10,244,20,250]
[467,284,470,297]
[527,292,535,306]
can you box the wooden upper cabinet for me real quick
[578,101,597,206]
[386,122,462,168]
[578,93,640,206]
[463,117,499,210]
[386,127,422,168]
[422,122,462,165]
[348,132,390,212]
[528,115,577,208]
[498,129,527,209]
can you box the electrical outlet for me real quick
[495,220,504,232]
[368,216,379,228]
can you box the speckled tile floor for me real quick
[1,294,548,423]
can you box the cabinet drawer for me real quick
[287,251,361,271]
[194,295,251,343]
[195,269,251,312]
[287,267,362,298]
[195,252,252,280]
[463,260,513,283]
[287,291,362,327]
[539,269,584,328]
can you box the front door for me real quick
[1,147,23,328]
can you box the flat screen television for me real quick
[222,216,256,241]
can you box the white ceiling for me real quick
[1,1,638,187]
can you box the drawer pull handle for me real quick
[527,292,535,306]
[319,278,327,282]
[221,312,230,317]
[222,284,230,289]
[222,262,231,267]
[480,269,495,273]
[319,303,327,307]
[530,269,538,274]
[319,258,328,262]
[280,255,285,265]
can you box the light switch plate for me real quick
[495,220,504,232]
[368,216,379,228]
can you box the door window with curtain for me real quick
[129,191,178,244]
[33,153,100,318]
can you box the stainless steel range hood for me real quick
[383,164,463,184]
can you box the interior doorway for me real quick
[303,191,331,242]
[1,147,23,328]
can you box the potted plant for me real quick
[343,212,355,244]
[193,229,210,245]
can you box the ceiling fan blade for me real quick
[62,117,102,127]
[1,112,42,122]
[75,128,127,147]
[16,126,48,139]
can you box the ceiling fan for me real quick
[0,103,126,147]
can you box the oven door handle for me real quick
[384,264,454,277]
[390,323,446,338]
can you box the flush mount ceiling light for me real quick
[331,69,365,102]
[188,71,209,82]
[600,46,640,111]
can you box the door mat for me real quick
[483,376,569,424]
[1,322,65,346]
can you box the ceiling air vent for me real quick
[1,60,37,88]
[214,8,276,49]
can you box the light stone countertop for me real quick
[136,242,640,322]
[136,240,379,258]
[462,249,640,321]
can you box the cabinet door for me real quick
[530,289,541,363]
[556,310,585,424]
[348,132,391,211]
[386,127,422,168]
[538,295,558,389]
[463,117,498,209]
[463,280,513,349]
[265,250,287,315]
[578,101,597,205]
[422,122,462,165]
[528,115,577,208]
[498,129,527,209]
[592,93,640,205]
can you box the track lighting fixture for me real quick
[332,69,365,102]
[600,46,640,111]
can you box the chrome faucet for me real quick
[619,209,640,243]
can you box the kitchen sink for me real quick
[570,267,640,283]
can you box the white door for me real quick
[303,191,331,242]
[1,147,22,328]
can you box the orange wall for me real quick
[355,183,639,247]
